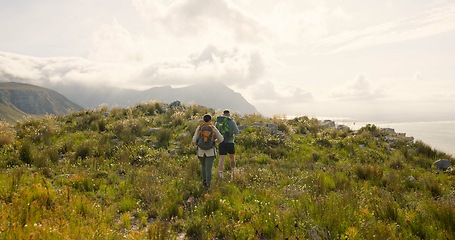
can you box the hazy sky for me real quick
[1,0,455,121]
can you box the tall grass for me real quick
[0,102,454,239]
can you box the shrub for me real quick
[186,218,205,239]
[0,121,15,147]
[148,221,172,240]
[19,141,33,164]
[46,146,60,163]
[315,138,332,148]
[75,141,91,160]
[414,140,437,158]
[425,180,443,198]
[314,173,336,194]
[354,164,383,183]
[156,128,172,148]
[0,144,21,167]
[389,150,405,169]
[118,197,139,213]
[288,116,320,135]
[430,199,455,232]
[358,124,380,137]
[374,200,399,222]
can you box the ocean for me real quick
[335,120,455,157]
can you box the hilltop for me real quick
[0,101,453,239]
[0,82,83,121]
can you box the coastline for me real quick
[335,120,455,157]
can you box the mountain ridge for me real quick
[0,82,83,121]
[45,81,258,114]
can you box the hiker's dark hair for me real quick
[223,109,230,114]
[203,114,212,122]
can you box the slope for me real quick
[0,82,83,121]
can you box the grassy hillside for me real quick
[0,103,28,122]
[0,101,454,239]
[0,82,83,122]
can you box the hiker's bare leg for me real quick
[218,155,226,178]
[229,154,236,168]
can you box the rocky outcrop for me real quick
[434,159,452,171]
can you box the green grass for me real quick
[0,102,454,239]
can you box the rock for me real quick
[177,132,190,140]
[433,159,452,170]
[252,122,262,129]
[382,128,396,134]
[238,125,247,131]
[168,149,176,157]
[144,127,161,136]
[336,125,350,131]
[265,123,278,132]
[320,120,335,129]
[169,100,184,111]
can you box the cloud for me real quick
[0,53,43,82]
[319,3,455,53]
[284,87,313,102]
[247,80,279,100]
[246,80,313,103]
[0,45,269,91]
[329,74,385,101]
[188,45,265,85]
[413,71,423,81]
[127,0,267,52]
[0,52,138,88]
[80,0,274,90]
[136,0,266,43]
[88,19,145,63]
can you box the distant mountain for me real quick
[50,81,258,114]
[140,82,258,114]
[0,51,258,115]
[0,82,83,121]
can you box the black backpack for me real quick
[196,122,216,150]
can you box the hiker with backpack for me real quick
[192,114,224,188]
[216,109,239,179]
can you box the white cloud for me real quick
[329,74,386,101]
[414,71,423,81]
[88,19,145,63]
[0,45,269,92]
[128,0,267,49]
[247,80,279,100]
[245,80,313,104]
[80,0,275,91]
[0,53,43,82]
[319,3,455,53]
[0,52,141,88]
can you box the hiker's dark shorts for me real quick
[219,142,235,155]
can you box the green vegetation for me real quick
[0,82,83,121]
[0,101,454,239]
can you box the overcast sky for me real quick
[1,0,455,121]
